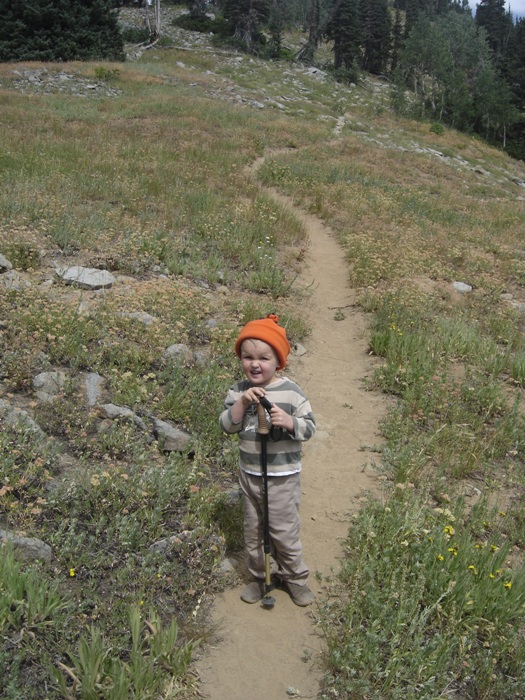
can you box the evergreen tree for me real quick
[390,2,404,71]
[506,17,525,103]
[0,0,124,62]
[395,11,520,144]
[187,0,208,17]
[404,0,419,39]
[219,0,270,47]
[268,0,285,57]
[325,0,361,70]
[475,0,513,65]
[360,0,391,74]
[503,17,525,159]
[450,0,472,14]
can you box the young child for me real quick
[220,314,316,606]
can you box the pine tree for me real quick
[390,2,404,71]
[187,0,208,17]
[0,0,124,62]
[404,0,419,39]
[220,0,270,48]
[506,17,525,102]
[475,0,513,64]
[396,11,519,142]
[502,17,525,159]
[360,0,391,74]
[268,0,285,57]
[325,0,361,70]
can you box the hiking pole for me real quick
[257,396,276,609]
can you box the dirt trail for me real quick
[196,157,388,699]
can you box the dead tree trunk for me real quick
[153,0,161,39]
[144,0,161,40]
[295,0,320,64]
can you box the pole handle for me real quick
[257,402,270,435]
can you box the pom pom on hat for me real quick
[235,313,290,370]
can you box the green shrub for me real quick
[430,122,445,135]
[121,26,150,43]
[94,66,121,81]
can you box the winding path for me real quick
[196,155,388,699]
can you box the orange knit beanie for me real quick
[235,314,290,370]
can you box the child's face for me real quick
[240,339,279,387]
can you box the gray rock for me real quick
[508,300,525,313]
[164,343,193,364]
[148,530,193,554]
[193,350,208,366]
[56,266,116,289]
[33,371,67,402]
[222,489,242,506]
[0,270,32,289]
[99,403,147,430]
[0,529,52,561]
[151,417,191,452]
[0,253,13,271]
[217,557,236,573]
[294,343,307,357]
[84,372,104,406]
[121,311,156,325]
[0,399,45,435]
[453,281,472,293]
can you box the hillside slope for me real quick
[1,6,525,699]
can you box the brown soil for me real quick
[195,156,390,699]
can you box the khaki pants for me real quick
[239,468,309,585]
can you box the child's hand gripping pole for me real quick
[257,397,276,609]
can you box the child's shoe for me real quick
[241,578,280,603]
[240,580,265,603]
[285,582,315,607]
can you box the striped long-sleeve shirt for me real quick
[219,377,316,477]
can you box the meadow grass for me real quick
[1,29,525,700]
[320,491,525,699]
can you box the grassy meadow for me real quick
[1,19,525,699]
